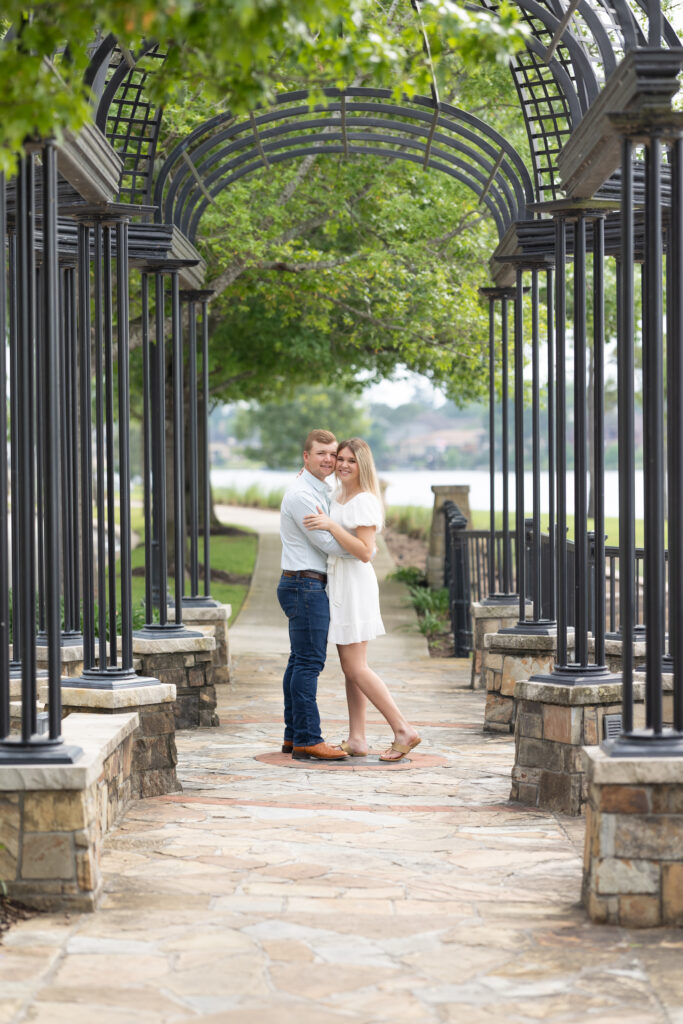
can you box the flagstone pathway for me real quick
[2,508,682,1023]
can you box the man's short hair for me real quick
[304,429,337,452]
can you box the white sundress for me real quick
[327,492,386,645]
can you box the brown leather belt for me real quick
[282,569,328,583]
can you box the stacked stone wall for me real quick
[483,633,563,733]
[583,748,683,926]
[53,683,180,798]
[511,679,645,815]
[181,604,231,684]
[470,603,524,690]
[132,635,218,728]
[0,713,138,911]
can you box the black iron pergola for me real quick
[1,0,683,762]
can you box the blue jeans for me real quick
[277,575,329,747]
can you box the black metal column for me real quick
[500,259,554,635]
[513,266,526,627]
[181,290,219,608]
[574,215,591,666]
[58,265,82,646]
[0,145,80,762]
[199,297,217,603]
[135,265,200,639]
[607,123,683,755]
[591,215,610,673]
[502,291,513,596]
[668,135,683,736]
[0,173,8,740]
[546,267,556,623]
[479,287,517,604]
[555,216,569,670]
[77,221,96,673]
[7,220,21,679]
[66,211,152,688]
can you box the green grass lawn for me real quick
[470,509,647,547]
[126,526,258,626]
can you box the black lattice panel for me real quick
[101,45,165,207]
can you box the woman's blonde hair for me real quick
[336,438,384,525]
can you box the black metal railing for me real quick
[443,504,654,656]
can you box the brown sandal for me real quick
[339,740,368,757]
[379,737,421,762]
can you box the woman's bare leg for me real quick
[344,670,368,754]
[337,642,420,759]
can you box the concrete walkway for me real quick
[2,511,682,1023]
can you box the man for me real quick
[277,429,354,760]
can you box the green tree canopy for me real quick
[0,1,527,175]
[129,58,529,426]
[234,385,370,468]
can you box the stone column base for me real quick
[482,631,569,734]
[0,712,138,911]
[583,746,683,926]
[601,638,647,677]
[132,635,218,728]
[9,700,45,734]
[635,671,675,726]
[470,602,530,690]
[181,603,231,684]
[511,677,644,815]
[57,682,181,798]
[37,643,84,678]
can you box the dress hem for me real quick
[328,622,386,646]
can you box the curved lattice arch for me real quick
[84,1,682,217]
[472,0,681,199]
[150,89,534,244]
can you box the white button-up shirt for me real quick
[280,470,352,572]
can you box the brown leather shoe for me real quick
[293,742,349,761]
[281,741,293,754]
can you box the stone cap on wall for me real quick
[584,743,683,784]
[485,631,567,652]
[181,605,231,622]
[60,682,176,709]
[0,712,138,792]
[472,601,531,618]
[130,635,216,654]
[516,678,645,706]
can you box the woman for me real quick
[303,438,421,762]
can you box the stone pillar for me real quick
[583,746,683,926]
[634,670,675,726]
[132,634,218,728]
[56,683,180,798]
[0,713,138,911]
[511,677,645,815]
[36,644,84,678]
[603,637,646,676]
[426,484,471,588]
[470,601,530,689]
[482,631,571,733]
[181,604,231,684]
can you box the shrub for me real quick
[388,565,427,587]
[409,586,449,616]
[418,612,442,637]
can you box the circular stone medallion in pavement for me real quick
[255,751,449,771]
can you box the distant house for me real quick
[398,427,487,459]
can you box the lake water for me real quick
[211,468,644,518]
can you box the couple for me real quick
[277,429,421,762]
